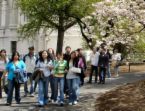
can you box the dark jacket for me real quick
[32,69,45,82]
[98,54,109,68]
[63,53,71,63]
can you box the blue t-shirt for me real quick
[6,60,26,80]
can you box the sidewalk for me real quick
[0,72,145,111]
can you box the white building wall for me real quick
[0,0,83,55]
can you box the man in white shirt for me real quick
[88,47,100,83]
[23,46,37,97]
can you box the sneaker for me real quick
[68,102,73,105]
[16,101,20,104]
[60,101,64,106]
[5,102,11,106]
[52,100,58,105]
[30,94,35,97]
[24,94,27,97]
[73,101,78,105]
[51,99,54,103]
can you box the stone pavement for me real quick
[0,72,145,111]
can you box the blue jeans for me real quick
[67,78,80,103]
[24,73,34,94]
[54,77,64,102]
[7,79,21,104]
[38,77,49,105]
[49,75,55,100]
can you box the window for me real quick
[11,41,17,53]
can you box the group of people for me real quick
[88,47,121,84]
[0,46,87,107]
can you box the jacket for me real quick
[32,69,45,82]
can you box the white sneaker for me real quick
[30,94,35,97]
[52,100,58,105]
[68,102,73,105]
[73,101,78,105]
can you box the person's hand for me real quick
[48,66,54,70]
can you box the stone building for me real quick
[0,0,83,55]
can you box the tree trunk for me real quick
[56,28,65,55]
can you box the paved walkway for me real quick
[0,72,145,111]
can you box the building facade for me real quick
[0,0,83,55]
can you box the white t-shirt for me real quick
[112,53,121,61]
[90,51,100,66]
[66,61,79,79]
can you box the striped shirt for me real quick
[53,60,67,77]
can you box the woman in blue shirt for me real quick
[5,51,26,105]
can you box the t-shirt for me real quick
[53,60,67,77]
[6,60,26,80]
[66,61,79,79]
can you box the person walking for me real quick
[77,48,87,86]
[111,49,121,77]
[5,51,26,105]
[66,51,80,105]
[23,46,37,97]
[88,47,100,83]
[0,49,9,98]
[63,46,71,98]
[98,49,109,84]
[35,50,53,107]
[53,53,67,106]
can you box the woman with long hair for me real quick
[35,50,53,107]
[5,51,26,105]
[66,51,80,105]
[0,49,9,98]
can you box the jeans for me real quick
[24,73,34,94]
[53,77,64,102]
[89,65,98,82]
[49,75,55,100]
[67,78,80,103]
[99,67,107,83]
[7,79,21,104]
[114,66,119,76]
[38,77,49,105]
[107,64,111,78]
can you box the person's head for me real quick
[70,51,76,60]
[48,48,54,55]
[10,51,20,62]
[56,53,63,61]
[96,47,100,52]
[0,49,6,57]
[100,48,106,55]
[77,48,83,56]
[39,50,51,62]
[65,46,71,54]
[28,46,34,55]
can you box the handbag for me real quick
[70,67,81,73]
[15,70,27,84]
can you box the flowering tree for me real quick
[83,0,145,56]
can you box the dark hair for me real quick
[10,51,20,62]
[39,50,51,62]
[96,47,100,51]
[0,49,6,54]
[65,46,71,50]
